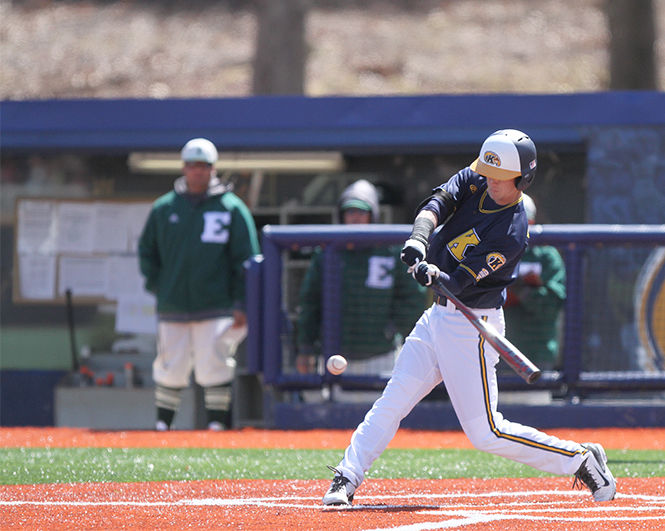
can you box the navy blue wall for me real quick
[0,370,67,426]
[2,92,663,153]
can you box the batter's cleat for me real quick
[573,442,616,502]
[322,466,355,506]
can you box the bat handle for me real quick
[527,370,542,384]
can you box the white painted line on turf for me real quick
[418,506,665,516]
[1,491,663,508]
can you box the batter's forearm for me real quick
[410,210,438,245]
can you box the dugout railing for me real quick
[247,224,665,398]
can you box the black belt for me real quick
[435,295,450,306]
[436,295,501,311]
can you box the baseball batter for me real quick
[323,129,616,505]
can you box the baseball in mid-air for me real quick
[326,355,348,375]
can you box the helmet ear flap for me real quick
[515,171,535,191]
[513,133,537,190]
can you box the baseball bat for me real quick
[431,277,541,384]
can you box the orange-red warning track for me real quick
[2,426,664,449]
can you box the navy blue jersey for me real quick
[421,167,529,309]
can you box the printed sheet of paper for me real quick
[58,255,109,297]
[18,254,56,299]
[106,255,145,300]
[126,203,153,253]
[94,202,132,252]
[17,200,57,254]
[57,202,95,253]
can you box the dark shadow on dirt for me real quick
[323,504,440,512]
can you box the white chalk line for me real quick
[364,513,665,531]
[336,491,665,530]
[1,489,663,510]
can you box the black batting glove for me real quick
[400,239,427,272]
[413,261,440,287]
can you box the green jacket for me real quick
[504,245,566,368]
[138,177,260,320]
[297,245,426,359]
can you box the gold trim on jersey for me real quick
[476,319,586,458]
[459,263,478,280]
[478,191,523,214]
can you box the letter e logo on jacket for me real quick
[201,212,231,243]
[366,256,395,289]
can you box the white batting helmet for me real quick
[470,129,537,190]
[181,138,218,164]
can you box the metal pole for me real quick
[65,289,79,371]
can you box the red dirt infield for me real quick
[1,427,664,530]
[2,477,663,530]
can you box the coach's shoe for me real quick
[322,466,355,506]
[573,442,616,502]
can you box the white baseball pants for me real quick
[335,301,589,489]
[153,317,246,388]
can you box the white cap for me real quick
[522,194,536,222]
[181,138,218,164]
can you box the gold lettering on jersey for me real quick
[447,229,480,262]
[486,252,506,271]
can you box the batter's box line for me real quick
[2,491,663,510]
[346,490,665,503]
[418,505,665,516]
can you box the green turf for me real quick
[1,448,662,485]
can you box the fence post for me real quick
[261,234,282,384]
[246,255,264,374]
[322,245,342,382]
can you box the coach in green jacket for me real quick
[138,138,259,431]
[296,179,426,380]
